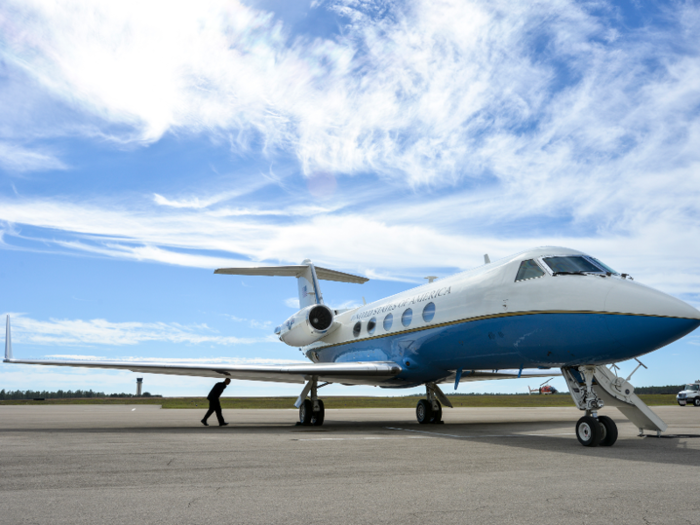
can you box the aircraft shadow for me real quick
[2,417,699,468]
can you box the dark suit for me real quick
[203,381,228,425]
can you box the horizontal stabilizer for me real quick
[215,265,368,284]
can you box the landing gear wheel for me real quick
[694,398,700,407]
[416,399,433,424]
[311,400,325,426]
[299,399,313,426]
[430,401,443,424]
[576,416,602,447]
[597,415,618,447]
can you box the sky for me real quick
[1,0,700,398]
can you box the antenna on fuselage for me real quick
[483,254,491,264]
[425,276,437,283]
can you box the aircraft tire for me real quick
[299,399,313,426]
[416,399,433,424]
[576,416,602,447]
[311,399,325,426]
[694,398,700,407]
[597,415,618,447]
[430,401,443,424]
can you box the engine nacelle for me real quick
[274,304,338,347]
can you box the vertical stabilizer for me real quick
[5,315,12,361]
[297,260,323,309]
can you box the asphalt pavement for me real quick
[1,404,699,525]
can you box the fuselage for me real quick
[303,247,700,387]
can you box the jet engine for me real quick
[275,304,338,347]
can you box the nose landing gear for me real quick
[563,363,664,447]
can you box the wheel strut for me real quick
[295,376,327,426]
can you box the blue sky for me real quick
[1,0,699,397]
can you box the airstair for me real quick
[561,360,667,436]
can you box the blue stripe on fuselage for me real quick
[317,312,700,385]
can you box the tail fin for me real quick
[5,315,12,362]
[215,261,368,309]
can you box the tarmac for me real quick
[1,404,699,525]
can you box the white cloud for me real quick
[1,0,700,300]
[2,0,697,189]
[3,313,276,347]
[0,141,67,173]
[284,298,299,309]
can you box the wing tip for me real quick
[4,315,12,362]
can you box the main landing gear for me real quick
[416,383,452,425]
[296,376,326,426]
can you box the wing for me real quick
[3,317,553,387]
[4,356,402,386]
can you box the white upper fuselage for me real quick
[303,247,700,385]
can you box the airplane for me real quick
[528,378,558,395]
[4,246,700,447]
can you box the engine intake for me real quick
[275,304,338,347]
[308,305,333,331]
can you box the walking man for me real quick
[201,378,230,426]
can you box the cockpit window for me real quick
[588,257,619,275]
[515,260,545,282]
[542,256,604,275]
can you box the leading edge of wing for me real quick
[4,357,402,385]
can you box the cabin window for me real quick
[515,259,545,281]
[401,308,413,327]
[353,321,362,337]
[367,317,377,335]
[383,313,393,331]
[542,256,604,275]
[422,302,436,322]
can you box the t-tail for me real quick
[214,260,368,347]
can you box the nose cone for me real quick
[603,280,700,354]
[605,280,700,321]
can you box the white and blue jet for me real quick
[5,246,700,447]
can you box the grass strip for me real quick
[0,394,679,408]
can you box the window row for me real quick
[353,302,436,337]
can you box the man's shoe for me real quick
[201,419,208,426]
[220,422,229,427]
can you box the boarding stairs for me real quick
[562,360,667,436]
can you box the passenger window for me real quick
[422,302,435,322]
[367,317,376,335]
[353,321,361,337]
[515,260,545,282]
[383,313,393,331]
[401,308,413,327]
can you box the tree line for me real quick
[0,389,161,400]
